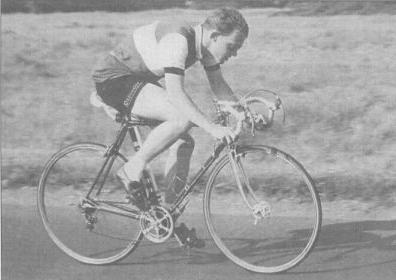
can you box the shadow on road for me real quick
[315,219,396,253]
[118,219,396,274]
[288,219,396,274]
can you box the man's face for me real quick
[208,29,246,64]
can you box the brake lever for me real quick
[250,115,255,136]
[276,97,286,124]
[271,96,286,125]
[275,97,282,110]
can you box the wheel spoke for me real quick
[38,143,142,265]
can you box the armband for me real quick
[204,64,220,72]
[164,67,185,76]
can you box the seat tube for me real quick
[130,127,160,192]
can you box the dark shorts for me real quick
[95,75,161,115]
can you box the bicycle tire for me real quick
[203,145,322,273]
[37,142,143,265]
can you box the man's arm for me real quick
[205,67,239,102]
[165,73,214,131]
[165,73,236,142]
[159,32,236,142]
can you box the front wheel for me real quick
[37,143,143,265]
[204,145,322,273]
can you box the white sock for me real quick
[122,155,146,182]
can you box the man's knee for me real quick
[168,133,195,157]
[169,118,194,135]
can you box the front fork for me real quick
[227,146,271,224]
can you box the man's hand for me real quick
[207,124,237,144]
[267,100,280,112]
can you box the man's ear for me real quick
[209,30,221,41]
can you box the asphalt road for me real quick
[2,203,396,280]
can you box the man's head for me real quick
[202,8,249,64]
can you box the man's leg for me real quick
[121,83,204,248]
[163,135,204,248]
[120,83,193,183]
[163,134,195,204]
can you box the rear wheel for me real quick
[204,145,322,273]
[37,143,143,265]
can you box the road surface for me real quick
[2,201,396,280]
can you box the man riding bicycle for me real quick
[92,8,249,247]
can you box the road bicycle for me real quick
[37,89,322,274]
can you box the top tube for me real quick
[117,112,161,127]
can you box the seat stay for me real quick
[94,200,141,220]
[85,152,116,199]
[94,153,119,197]
[86,122,130,198]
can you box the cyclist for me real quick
[92,8,249,247]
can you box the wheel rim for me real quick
[204,145,322,273]
[38,143,142,264]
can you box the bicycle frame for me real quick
[83,117,231,221]
[39,91,322,271]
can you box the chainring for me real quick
[140,206,174,243]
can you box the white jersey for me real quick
[92,21,219,83]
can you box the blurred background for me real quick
[2,0,396,204]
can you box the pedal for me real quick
[173,223,205,249]
[174,232,185,247]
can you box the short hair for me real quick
[203,8,249,38]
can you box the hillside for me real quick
[1,9,396,203]
[2,0,396,15]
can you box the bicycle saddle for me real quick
[90,91,145,123]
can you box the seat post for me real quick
[127,125,141,152]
